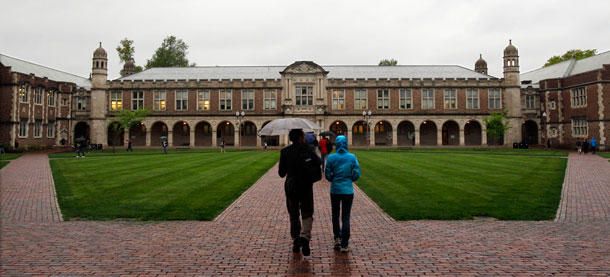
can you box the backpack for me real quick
[299,145,322,183]
[326,139,332,153]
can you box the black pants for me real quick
[286,186,314,241]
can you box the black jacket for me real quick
[279,143,321,196]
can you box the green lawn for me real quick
[352,150,566,220]
[51,150,279,220]
[598,152,610,159]
[49,148,226,159]
[1,153,23,160]
[370,148,567,157]
[0,161,9,169]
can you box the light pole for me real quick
[362,110,372,150]
[236,111,245,150]
[542,111,547,146]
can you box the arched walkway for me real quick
[330,120,348,143]
[217,121,235,146]
[195,121,213,146]
[173,121,191,147]
[240,121,257,147]
[487,133,504,146]
[464,120,482,146]
[151,122,168,147]
[397,121,415,146]
[522,120,538,145]
[73,122,89,144]
[442,121,459,145]
[260,121,279,147]
[420,120,437,146]
[374,121,392,146]
[129,123,146,146]
[352,120,368,146]
[107,122,124,146]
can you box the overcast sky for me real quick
[2,0,610,80]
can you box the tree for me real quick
[544,49,597,67]
[108,109,150,153]
[378,59,398,66]
[145,36,196,69]
[116,38,143,75]
[483,110,511,149]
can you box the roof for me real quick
[520,50,610,89]
[0,54,91,90]
[116,65,494,82]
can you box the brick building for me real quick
[520,50,610,150]
[1,41,531,149]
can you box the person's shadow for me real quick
[331,251,352,275]
[288,253,312,275]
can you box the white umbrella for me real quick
[258,118,323,136]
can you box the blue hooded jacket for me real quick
[590,137,597,147]
[325,136,360,194]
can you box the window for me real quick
[19,84,29,103]
[466,89,479,109]
[377,89,390,110]
[175,91,188,111]
[77,97,87,111]
[34,87,43,104]
[197,91,210,111]
[422,89,435,109]
[354,89,367,110]
[444,89,457,109]
[47,90,55,106]
[572,118,588,137]
[220,90,232,111]
[132,91,144,110]
[264,90,277,110]
[489,89,501,109]
[34,121,42,138]
[525,95,536,109]
[571,87,586,108]
[47,121,55,138]
[332,90,345,110]
[61,98,68,106]
[242,90,254,110]
[110,91,123,111]
[19,119,27,137]
[295,86,313,106]
[549,100,556,110]
[153,91,166,111]
[551,128,558,137]
[399,89,412,109]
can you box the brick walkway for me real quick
[1,153,609,275]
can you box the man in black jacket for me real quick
[279,129,321,256]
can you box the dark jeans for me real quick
[591,146,596,154]
[331,193,354,248]
[286,186,314,240]
[77,147,86,157]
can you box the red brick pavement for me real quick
[1,155,609,275]
[556,152,610,222]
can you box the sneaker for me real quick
[299,237,310,256]
[333,238,341,251]
[292,238,300,253]
[76,156,79,158]
[340,246,350,253]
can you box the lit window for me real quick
[422,89,434,110]
[197,91,210,111]
[220,90,232,111]
[376,89,389,110]
[242,90,254,110]
[132,91,144,110]
[399,89,412,109]
[110,91,123,111]
[571,87,586,108]
[19,84,29,103]
[264,90,277,110]
[295,87,313,106]
[489,89,501,109]
[19,119,28,137]
[466,89,479,109]
[332,90,345,110]
[47,121,55,138]
[175,91,188,111]
[571,117,588,137]
[47,90,55,106]
[444,89,457,109]
[34,87,43,104]
[354,89,367,110]
[154,91,166,111]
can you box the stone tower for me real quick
[90,42,109,146]
[502,39,523,145]
[474,54,488,75]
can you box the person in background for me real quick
[162,139,168,154]
[583,139,589,154]
[319,136,330,172]
[0,141,5,154]
[126,138,133,152]
[220,139,225,153]
[590,137,597,154]
[76,141,86,158]
[325,135,360,253]
[576,138,582,154]
[547,139,551,149]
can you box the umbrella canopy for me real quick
[319,131,336,137]
[160,136,168,140]
[258,118,322,136]
[75,137,86,142]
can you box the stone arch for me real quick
[240,121,257,147]
[107,122,124,146]
[522,120,539,145]
[419,120,437,146]
[217,121,235,146]
[173,121,191,147]
[128,123,147,146]
[397,120,415,146]
[74,121,90,145]
[464,120,482,145]
[442,120,460,145]
[194,121,213,146]
[260,121,279,146]
[330,120,348,143]
[151,121,168,147]
[374,120,393,146]
[352,120,368,146]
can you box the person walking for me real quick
[590,137,597,154]
[325,135,360,253]
[220,139,225,153]
[0,141,5,154]
[319,136,330,172]
[576,138,582,154]
[278,129,321,256]
[76,141,86,158]
[126,138,133,152]
[583,139,589,154]
[547,139,551,149]
[162,139,168,154]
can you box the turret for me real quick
[503,39,520,83]
[92,42,108,88]
[475,54,488,75]
[121,59,136,77]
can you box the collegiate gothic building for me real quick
[6,40,597,150]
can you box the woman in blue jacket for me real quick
[325,135,360,253]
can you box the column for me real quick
[145,128,151,147]
[369,126,375,147]
[392,128,398,146]
[459,128,465,146]
[437,128,443,146]
[212,130,217,146]
[234,129,240,148]
[189,129,195,147]
[347,129,353,146]
[415,129,420,146]
[481,128,487,146]
[167,130,173,147]
[124,128,130,144]
[256,136,261,147]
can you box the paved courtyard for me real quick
[1,152,609,275]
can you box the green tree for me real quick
[378,59,398,66]
[108,109,150,153]
[146,36,196,68]
[483,110,512,149]
[544,49,597,67]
